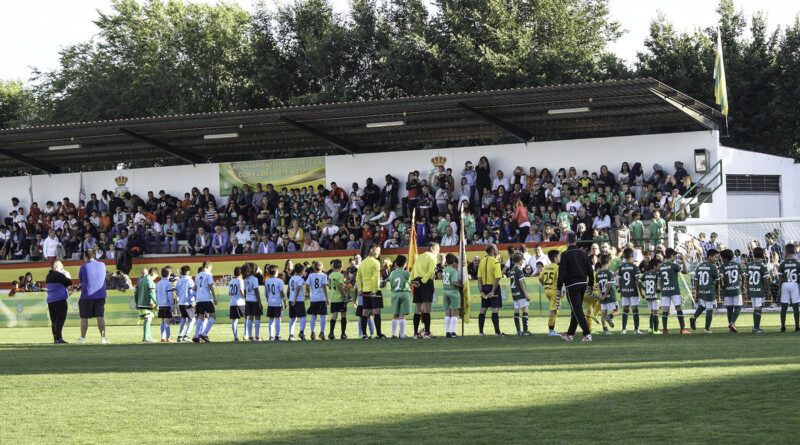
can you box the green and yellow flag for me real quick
[407,209,418,272]
[714,28,729,116]
[458,203,471,324]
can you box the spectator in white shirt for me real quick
[233,221,250,245]
[132,206,147,226]
[592,209,612,231]
[440,225,459,247]
[492,170,510,192]
[43,230,60,261]
[565,193,582,216]
[527,246,550,269]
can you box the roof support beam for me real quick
[279,116,360,155]
[119,127,206,164]
[458,102,534,142]
[0,146,61,174]
[648,88,720,132]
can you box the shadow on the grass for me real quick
[214,369,800,445]
[1,335,799,376]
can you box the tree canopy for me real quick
[1,0,798,159]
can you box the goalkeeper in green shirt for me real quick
[327,259,348,340]
[389,255,412,338]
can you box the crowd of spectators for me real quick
[0,157,701,266]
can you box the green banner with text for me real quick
[218,157,326,197]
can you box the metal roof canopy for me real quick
[0,78,726,175]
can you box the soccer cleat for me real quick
[361,335,369,340]
[101,337,110,345]
[160,339,166,343]
[288,335,296,341]
[328,333,335,340]
[560,333,574,342]
[547,330,559,337]
[391,335,398,339]
[603,330,612,335]
[661,329,669,335]
[606,316,615,328]
[200,335,210,342]
[634,330,642,335]
[522,330,533,336]
[753,328,765,334]
[310,333,316,340]
[340,334,348,340]
[450,333,458,338]
[164,338,173,343]
[298,332,306,341]
[680,329,691,335]
[78,337,86,344]
[581,334,593,342]
[274,336,281,341]
[248,337,255,342]
[255,337,263,342]
[143,339,156,343]
[422,333,433,339]
[446,333,452,338]
[377,333,387,339]
[728,323,738,333]
[269,336,275,341]
[516,331,523,337]
[620,330,627,335]
[55,339,68,344]
[495,332,506,337]
[690,317,697,331]
[704,329,713,334]
[233,338,239,342]
[478,333,486,337]
[780,327,787,333]
[192,337,200,343]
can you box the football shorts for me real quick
[621,296,639,307]
[697,299,717,309]
[545,290,561,311]
[724,295,743,306]
[751,297,764,308]
[512,299,529,310]
[780,282,800,304]
[601,302,617,312]
[661,295,682,307]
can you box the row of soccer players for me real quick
[527,243,800,337]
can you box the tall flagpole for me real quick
[459,202,466,337]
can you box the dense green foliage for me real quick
[1,0,798,158]
[2,317,800,444]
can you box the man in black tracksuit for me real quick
[557,232,594,341]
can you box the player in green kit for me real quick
[659,248,690,335]
[777,243,800,332]
[744,247,770,333]
[618,248,641,335]
[389,255,412,338]
[441,253,462,338]
[639,259,661,334]
[596,254,617,334]
[690,249,720,334]
[327,259,348,340]
[509,253,531,336]
[720,249,744,333]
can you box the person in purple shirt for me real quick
[78,249,109,344]
[46,261,72,344]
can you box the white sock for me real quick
[178,318,187,337]
[444,316,451,334]
[275,318,281,337]
[368,318,375,336]
[319,315,326,334]
[289,318,296,336]
[231,320,239,339]
[255,320,261,338]
[204,318,215,335]
[299,316,307,334]
[268,319,275,337]
[187,318,196,337]
[451,316,458,333]
[400,319,406,337]
[392,319,397,336]
[310,315,317,334]
[244,319,251,338]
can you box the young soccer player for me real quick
[135,267,158,343]
[389,255,412,338]
[327,259,348,340]
[639,259,662,334]
[596,254,617,335]
[305,261,329,340]
[156,266,175,343]
[719,249,744,333]
[228,266,245,341]
[538,250,561,336]
[618,248,641,335]
[265,265,286,341]
[175,265,195,342]
[584,263,603,332]
[442,253,463,338]
[690,249,720,334]
[745,247,770,333]
[287,264,307,340]
[778,243,800,332]
[243,264,263,341]
[509,253,531,336]
[192,261,217,343]
[658,249,690,335]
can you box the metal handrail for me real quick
[679,160,723,217]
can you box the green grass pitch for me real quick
[2,311,799,444]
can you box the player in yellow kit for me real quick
[583,263,603,332]
[538,250,562,336]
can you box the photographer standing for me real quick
[558,232,595,342]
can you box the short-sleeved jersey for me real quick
[327,271,345,303]
[779,258,800,284]
[596,269,616,302]
[658,262,682,295]
[175,275,194,306]
[617,262,640,298]
[389,268,411,294]
[509,266,526,300]
[156,279,174,307]
[228,277,245,306]
[746,261,769,298]
[442,266,460,293]
[539,263,559,294]
[640,270,660,300]
[288,275,306,302]
[244,276,260,302]
[720,262,743,297]
[694,262,719,301]
[264,277,285,307]
[194,271,215,302]
[306,272,328,302]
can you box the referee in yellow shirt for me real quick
[356,244,384,339]
[411,243,440,338]
[478,243,505,336]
